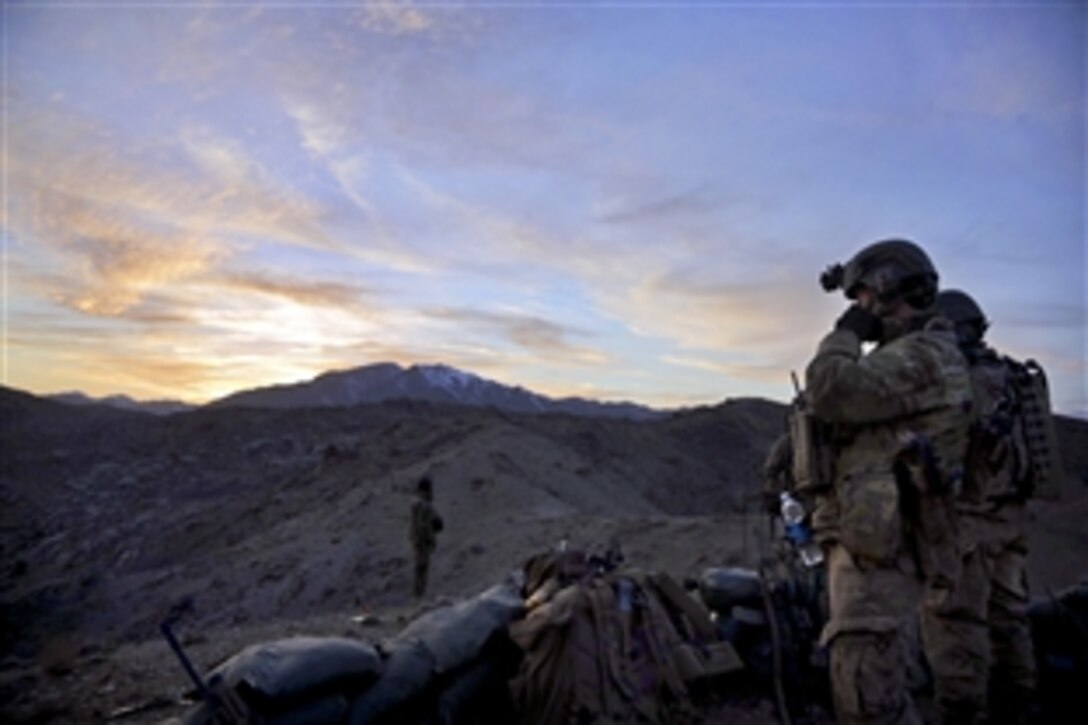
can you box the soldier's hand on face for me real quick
[835,304,883,342]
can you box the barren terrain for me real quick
[1,387,1085,723]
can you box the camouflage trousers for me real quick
[413,547,432,599]
[921,504,1035,725]
[821,544,925,725]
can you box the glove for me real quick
[835,304,882,341]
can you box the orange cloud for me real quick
[215,272,371,309]
[6,106,344,314]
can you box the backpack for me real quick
[507,550,741,725]
[1006,358,1062,500]
[963,353,1062,503]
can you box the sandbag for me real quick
[205,636,382,707]
[698,567,762,612]
[395,582,524,674]
[347,638,436,725]
[183,692,350,725]
[1030,582,1088,723]
[270,694,351,725]
[431,639,520,725]
[348,582,524,725]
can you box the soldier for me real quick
[410,476,443,599]
[921,289,1043,724]
[801,239,973,724]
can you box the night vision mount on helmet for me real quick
[820,238,938,310]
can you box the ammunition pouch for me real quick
[1010,359,1062,501]
[790,404,834,492]
[837,471,901,563]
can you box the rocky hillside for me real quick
[0,385,1085,723]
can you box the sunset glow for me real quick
[4,2,1085,414]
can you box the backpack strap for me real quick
[585,579,626,718]
[638,579,697,718]
[647,572,718,641]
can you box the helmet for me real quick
[842,239,937,301]
[417,476,433,494]
[823,239,938,309]
[937,288,989,344]
[936,289,986,326]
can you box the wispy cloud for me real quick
[4,4,1081,417]
[286,101,354,160]
[589,266,841,392]
[5,105,352,313]
[10,186,221,316]
[354,0,436,36]
[214,272,372,309]
[426,307,610,365]
[596,186,721,226]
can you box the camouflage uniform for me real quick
[762,433,796,507]
[410,482,442,598]
[921,342,1036,724]
[805,319,972,725]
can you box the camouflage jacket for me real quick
[411,497,441,553]
[803,318,973,568]
[762,432,794,499]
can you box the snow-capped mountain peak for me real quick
[205,362,663,420]
[416,363,483,392]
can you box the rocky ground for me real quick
[1,386,1085,723]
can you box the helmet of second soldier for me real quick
[936,288,989,346]
[840,239,938,312]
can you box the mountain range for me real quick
[4,374,1086,723]
[46,363,667,420]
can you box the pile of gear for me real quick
[167,540,1085,725]
[169,543,834,725]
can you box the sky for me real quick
[2,1,1085,416]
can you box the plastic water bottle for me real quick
[779,492,824,568]
[616,578,634,614]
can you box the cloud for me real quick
[11,186,222,316]
[354,1,436,36]
[215,272,371,309]
[661,353,801,389]
[426,307,610,365]
[596,186,721,226]
[928,8,1083,123]
[4,105,354,313]
[582,266,841,393]
[286,101,353,159]
[282,98,380,217]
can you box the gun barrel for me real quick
[160,619,213,703]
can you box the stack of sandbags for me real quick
[183,636,383,724]
[182,581,525,725]
[1029,581,1088,723]
[348,581,525,725]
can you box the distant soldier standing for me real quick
[410,476,443,599]
[921,289,1058,724]
[801,239,973,724]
